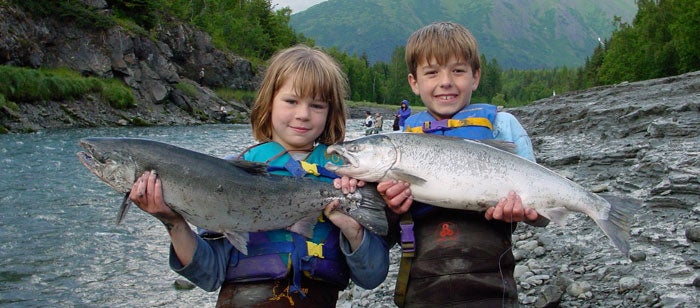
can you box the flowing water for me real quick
[0,125,263,307]
[0,122,374,307]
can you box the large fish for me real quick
[76,137,388,254]
[325,133,636,255]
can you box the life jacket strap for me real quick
[394,212,415,307]
[266,158,340,179]
[406,117,494,133]
[290,233,308,297]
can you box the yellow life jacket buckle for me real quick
[306,241,324,258]
[300,161,320,176]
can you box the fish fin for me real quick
[288,215,318,238]
[225,231,250,255]
[228,159,270,176]
[116,192,132,226]
[344,183,389,236]
[391,170,427,185]
[471,139,517,154]
[594,194,639,256]
[536,207,571,227]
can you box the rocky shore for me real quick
[339,71,700,307]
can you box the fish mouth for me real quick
[325,145,359,169]
[76,150,107,181]
[76,151,96,170]
[76,139,110,184]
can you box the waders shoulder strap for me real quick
[393,212,415,307]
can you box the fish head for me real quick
[76,138,138,193]
[325,134,397,182]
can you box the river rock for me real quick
[339,71,700,307]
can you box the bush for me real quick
[13,0,114,30]
[0,65,135,108]
[0,93,19,111]
[101,79,136,109]
[215,88,256,104]
[175,82,199,98]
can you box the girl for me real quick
[130,45,390,307]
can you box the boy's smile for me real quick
[408,56,480,120]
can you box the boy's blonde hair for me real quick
[405,22,481,77]
[250,45,348,145]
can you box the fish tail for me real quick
[595,194,639,255]
[348,184,389,236]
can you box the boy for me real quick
[377,22,547,307]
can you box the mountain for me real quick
[290,0,637,69]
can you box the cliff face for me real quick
[0,3,258,132]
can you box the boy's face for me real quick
[408,56,480,120]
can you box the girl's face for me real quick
[270,77,329,151]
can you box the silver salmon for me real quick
[325,133,636,255]
[76,137,388,254]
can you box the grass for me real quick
[215,88,257,105]
[0,65,136,109]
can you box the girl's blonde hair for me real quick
[250,45,348,145]
[405,22,481,77]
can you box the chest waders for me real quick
[394,104,498,307]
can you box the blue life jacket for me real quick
[222,142,350,292]
[404,103,498,217]
[404,103,497,139]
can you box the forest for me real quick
[7,0,700,107]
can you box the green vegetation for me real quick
[346,100,426,113]
[215,88,257,105]
[13,0,115,29]
[0,93,18,111]
[161,0,310,62]
[174,82,200,98]
[5,0,698,111]
[330,0,700,106]
[101,79,137,109]
[290,0,637,69]
[590,0,700,84]
[0,65,136,109]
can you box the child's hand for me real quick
[329,176,367,250]
[332,175,365,194]
[129,170,185,224]
[377,180,413,214]
[324,200,363,251]
[484,191,539,223]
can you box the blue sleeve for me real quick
[169,234,233,292]
[493,112,536,162]
[338,229,390,289]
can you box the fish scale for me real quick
[76,137,388,255]
[325,133,637,255]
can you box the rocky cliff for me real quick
[1,2,258,133]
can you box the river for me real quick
[0,121,380,307]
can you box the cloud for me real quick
[271,0,326,13]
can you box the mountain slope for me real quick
[290,0,637,69]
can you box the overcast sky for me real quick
[271,0,327,13]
